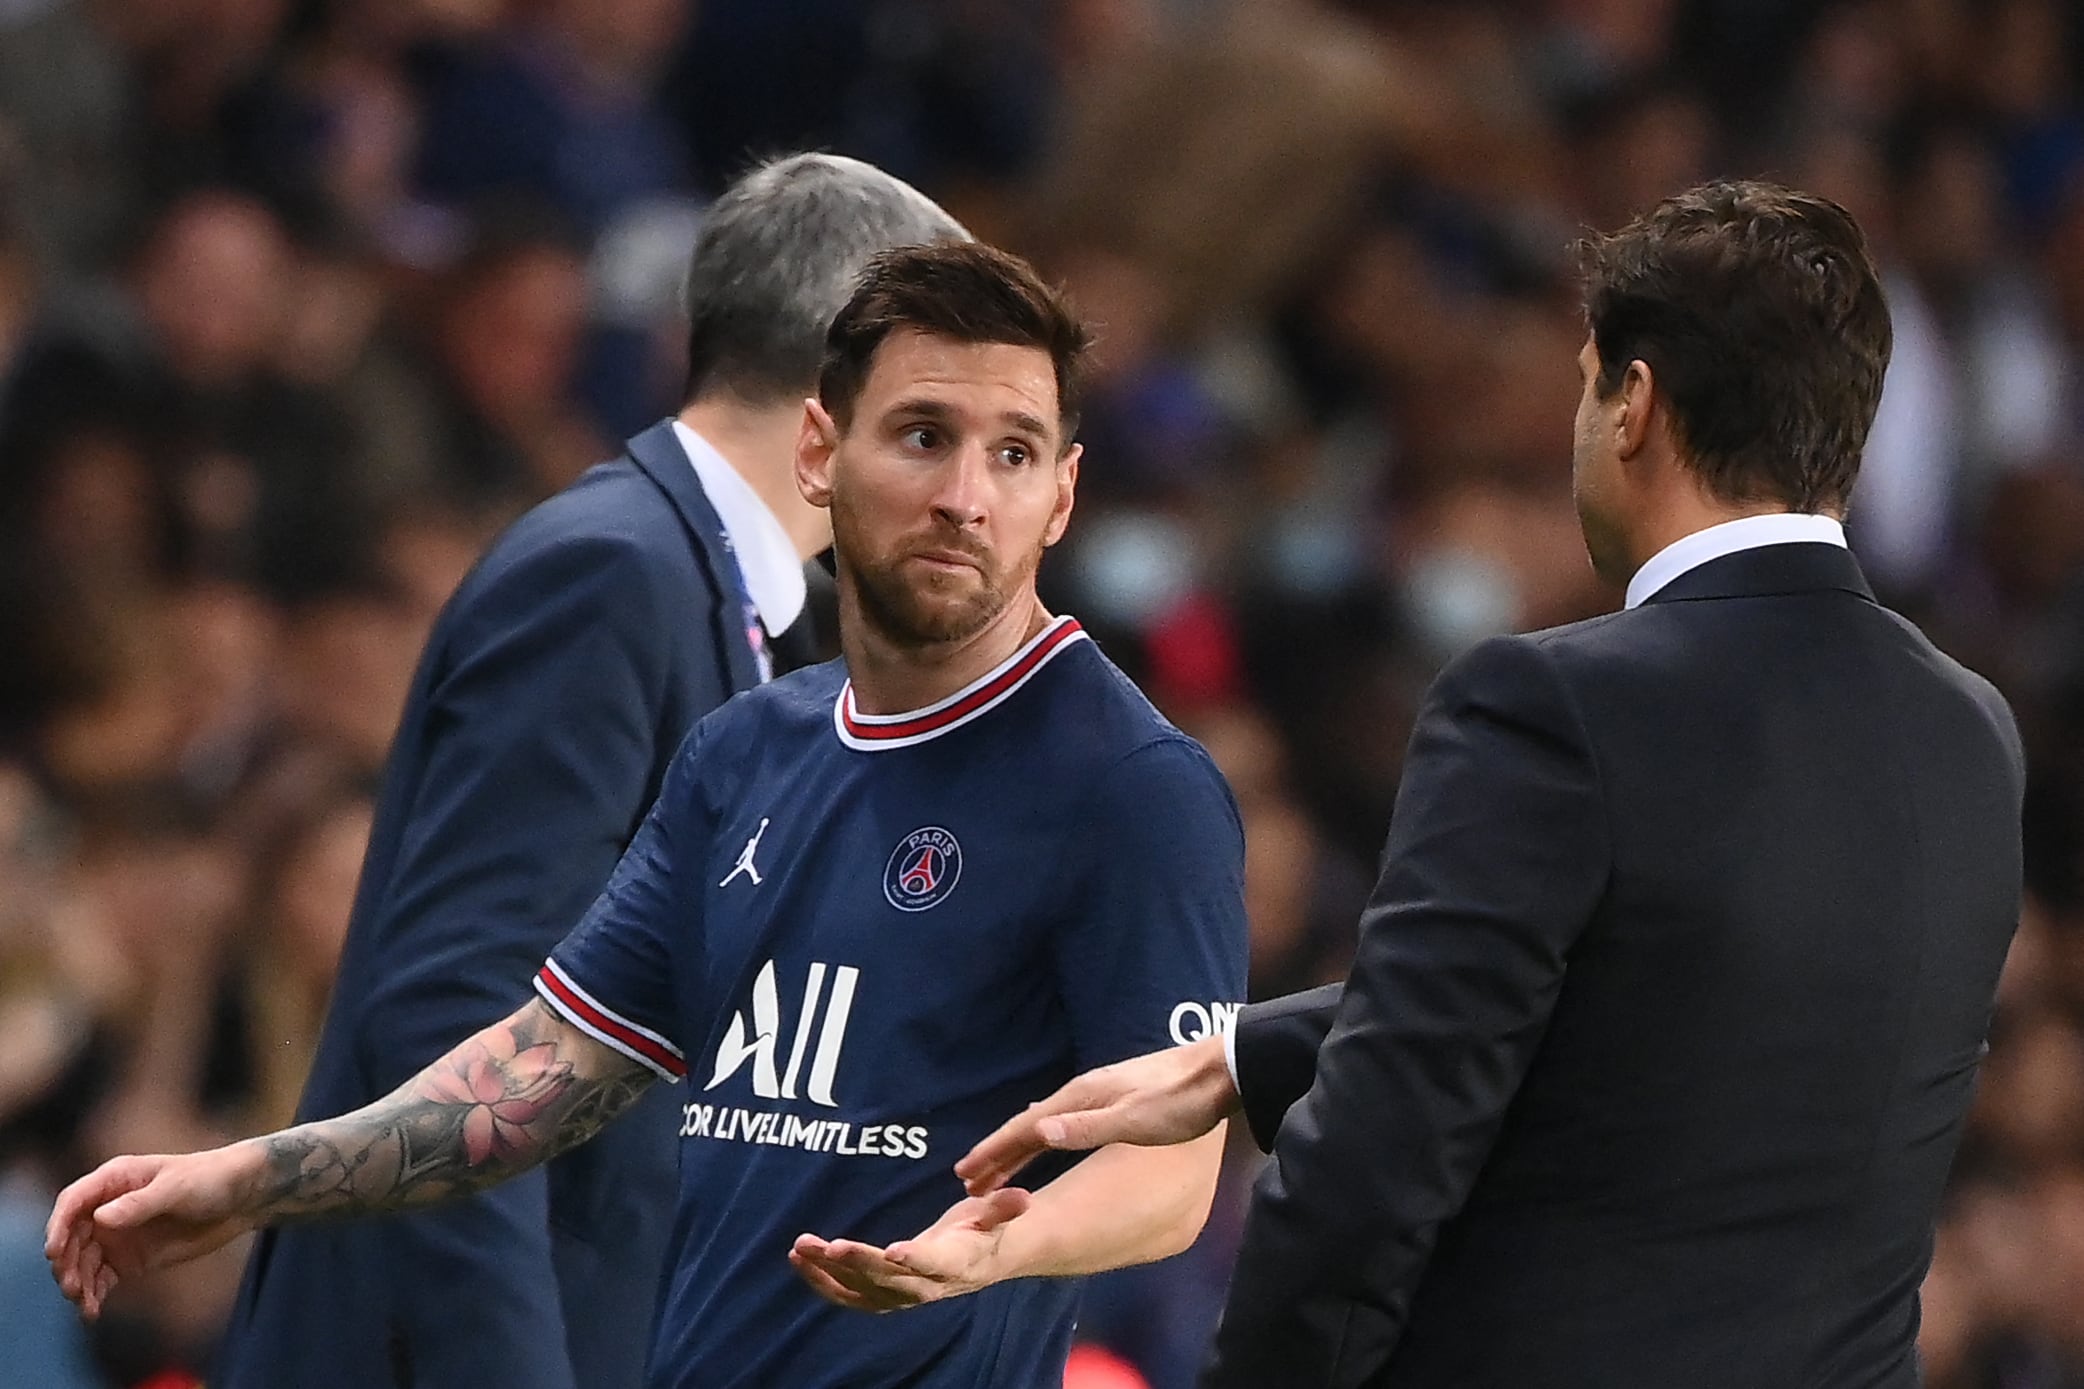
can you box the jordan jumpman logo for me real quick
[720,818,771,888]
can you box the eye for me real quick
[999,444,1033,468]
[901,424,941,452]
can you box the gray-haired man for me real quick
[210,155,965,1389]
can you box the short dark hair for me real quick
[680,153,967,407]
[1578,179,1892,512]
[817,242,1093,445]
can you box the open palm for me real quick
[790,1187,1031,1312]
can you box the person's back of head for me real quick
[1577,179,1893,515]
[680,154,969,410]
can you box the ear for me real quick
[795,398,840,509]
[1615,359,1655,461]
[1043,443,1081,549]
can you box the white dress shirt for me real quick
[1623,512,1847,609]
[1219,512,1850,1090]
[671,419,807,637]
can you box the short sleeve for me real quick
[1050,737,1250,1072]
[536,726,711,1081]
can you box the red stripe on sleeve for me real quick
[536,966,687,1078]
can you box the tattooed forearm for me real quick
[244,999,655,1224]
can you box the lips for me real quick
[908,548,985,573]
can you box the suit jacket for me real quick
[1208,542,2024,1389]
[218,423,765,1389]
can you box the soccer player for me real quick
[47,241,1248,1389]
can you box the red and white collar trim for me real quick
[834,616,1089,751]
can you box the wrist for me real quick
[977,1219,1033,1287]
[1188,1036,1241,1116]
[225,1134,289,1223]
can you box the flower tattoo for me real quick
[423,1034,576,1166]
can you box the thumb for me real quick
[969,1187,1031,1232]
[95,1180,170,1230]
[889,1188,1032,1269]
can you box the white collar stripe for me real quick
[835,617,1087,752]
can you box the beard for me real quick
[833,490,1026,650]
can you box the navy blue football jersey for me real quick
[534,616,1248,1389]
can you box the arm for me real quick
[988,1128,1224,1277]
[951,978,1341,1195]
[46,998,653,1319]
[1205,635,1609,1389]
[792,1128,1226,1312]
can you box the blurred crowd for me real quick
[2,0,2083,1385]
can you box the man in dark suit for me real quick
[957,181,2026,1388]
[214,154,963,1389]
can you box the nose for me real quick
[929,441,991,531]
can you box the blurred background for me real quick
[2,0,2083,1384]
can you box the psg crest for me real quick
[884,827,962,912]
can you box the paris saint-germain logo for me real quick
[884,827,962,912]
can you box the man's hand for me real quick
[45,1144,265,1319]
[789,1188,1032,1312]
[45,998,658,1324]
[954,1036,1240,1196]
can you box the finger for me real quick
[788,1250,868,1308]
[821,1239,902,1274]
[795,1248,907,1310]
[823,1241,931,1293]
[47,1170,124,1258]
[44,1195,72,1258]
[954,1113,1051,1194]
[93,1262,117,1314]
[825,1243,942,1304]
[1036,1106,1125,1152]
[64,1217,94,1281]
[58,1243,95,1308]
[793,1242,880,1284]
[46,1223,76,1288]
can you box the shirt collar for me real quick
[833,616,1089,752]
[670,420,806,634]
[1624,513,1848,610]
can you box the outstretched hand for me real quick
[953,1037,1239,1196]
[790,1187,1032,1312]
[45,1146,260,1319]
